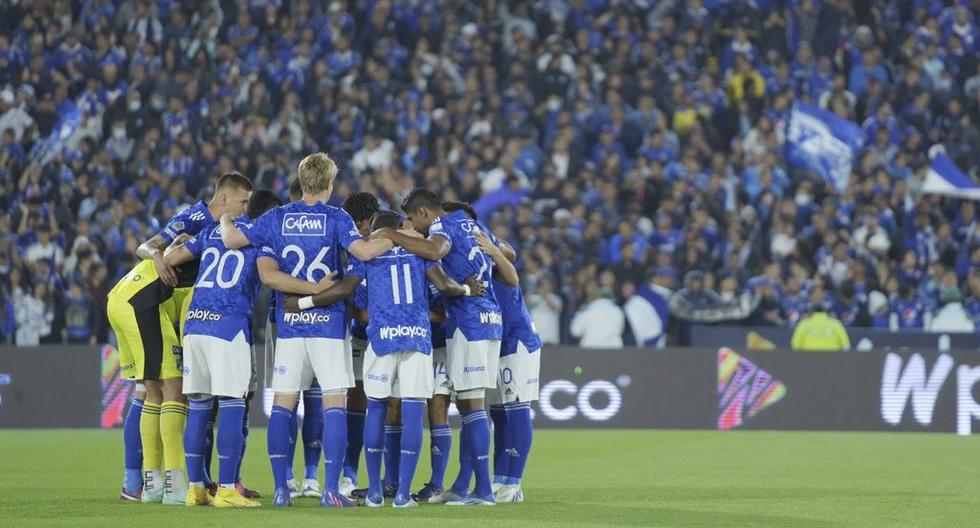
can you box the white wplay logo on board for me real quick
[880,352,980,435]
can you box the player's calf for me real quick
[121,384,145,501]
[140,380,165,503]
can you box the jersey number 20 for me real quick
[197,248,244,289]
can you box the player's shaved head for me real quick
[297,152,338,196]
[343,192,381,224]
[214,171,253,194]
[371,210,402,231]
[288,176,303,201]
[442,201,477,220]
[246,189,282,220]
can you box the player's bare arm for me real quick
[347,237,395,261]
[283,274,362,312]
[219,213,250,249]
[475,231,519,286]
[373,227,450,261]
[350,306,368,324]
[161,234,193,265]
[137,234,178,287]
[256,256,333,295]
[162,245,193,267]
[429,305,447,323]
[497,239,517,263]
[427,265,486,298]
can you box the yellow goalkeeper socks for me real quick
[160,401,188,471]
[140,401,162,471]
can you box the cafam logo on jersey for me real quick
[282,213,327,236]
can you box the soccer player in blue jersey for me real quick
[164,190,301,507]
[443,202,536,503]
[373,188,506,506]
[220,153,394,508]
[412,280,454,503]
[474,226,540,502]
[268,178,327,500]
[337,191,381,497]
[113,172,252,503]
[288,210,485,507]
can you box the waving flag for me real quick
[785,103,864,192]
[921,153,980,201]
[28,105,81,165]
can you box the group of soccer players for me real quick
[107,152,542,508]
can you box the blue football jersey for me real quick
[893,299,927,329]
[350,259,369,341]
[427,210,502,341]
[158,200,214,243]
[349,248,434,355]
[428,285,447,350]
[246,201,362,339]
[267,290,276,323]
[183,221,263,343]
[494,277,542,357]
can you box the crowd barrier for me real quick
[3,344,980,435]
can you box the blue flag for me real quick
[28,105,81,165]
[785,103,864,192]
[921,153,980,201]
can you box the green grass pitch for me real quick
[0,428,978,527]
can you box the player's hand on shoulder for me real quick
[464,274,486,296]
[283,295,301,313]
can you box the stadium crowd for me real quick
[0,0,978,347]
